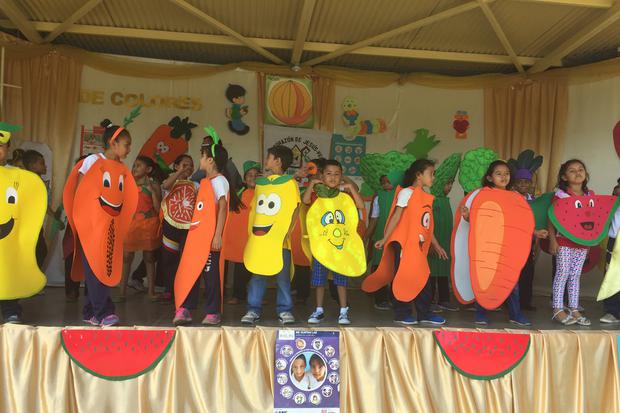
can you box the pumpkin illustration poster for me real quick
[264,75,314,129]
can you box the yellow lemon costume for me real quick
[306,190,366,277]
[243,175,300,276]
[0,166,47,299]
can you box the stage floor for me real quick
[17,286,620,330]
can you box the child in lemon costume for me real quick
[242,146,300,325]
[303,160,366,325]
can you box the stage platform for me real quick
[1,288,618,413]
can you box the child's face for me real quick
[175,157,194,179]
[30,157,47,176]
[488,164,510,189]
[292,359,306,381]
[418,166,435,188]
[514,178,532,196]
[132,160,149,179]
[200,153,215,173]
[310,360,325,381]
[380,175,393,191]
[322,165,342,189]
[265,154,282,174]
[244,168,259,189]
[0,143,8,165]
[111,136,131,160]
[443,180,454,195]
[562,162,586,187]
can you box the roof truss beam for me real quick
[43,0,104,43]
[0,0,42,43]
[0,20,552,67]
[168,0,284,64]
[512,0,614,8]
[291,0,316,65]
[477,0,524,73]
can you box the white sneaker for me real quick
[241,311,260,325]
[600,313,620,324]
[308,311,325,324]
[127,279,146,292]
[278,312,295,324]
[338,308,351,325]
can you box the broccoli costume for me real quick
[360,150,415,195]
[458,148,498,194]
[428,153,461,277]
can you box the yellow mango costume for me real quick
[306,188,366,277]
[0,166,47,299]
[243,175,300,276]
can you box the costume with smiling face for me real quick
[243,175,300,276]
[0,166,47,299]
[174,178,217,309]
[63,158,138,286]
[306,185,366,277]
[362,187,434,302]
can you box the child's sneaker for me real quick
[600,313,620,324]
[474,313,489,325]
[438,302,459,312]
[173,308,192,326]
[241,311,260,325]
[338,308,351,325]
[430,304,443,313]
[5,314,21,324]
[308,310,325,324]
[127,279,146,292]
[394,315,417,325]
[373,301,391,311]
[509,313,532,327]
[83,316,99,326]
[202,314,221,325]
[420,315,446,325]
[278,312,295,325]
[100,314,120,327]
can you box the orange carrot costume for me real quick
[221,188,254,263]
[362,187,435,302]
[63,158,138,286]
[124,183,161,252]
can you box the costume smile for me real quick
[580,221,594,231]
[328,239,344,250]
[99,196,123,216]
[189,220,201,231]
[0,217,14,240]
[252,224,273,236]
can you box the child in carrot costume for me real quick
[369,159,448,325]
[460,161,547,326]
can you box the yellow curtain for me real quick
[3,52,82,208]
[1,325,618,413]
[484,80,569,192]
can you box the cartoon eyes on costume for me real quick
[588,199,595,208]
[421,212,430,229]
[156,141,170,153]
[575,200,582,208]
[196,201,204,211]
[5,187,17,204]
[256,194,281,216]
[119,175,124,191]
[103,171,124,191]
[321,210,345,226]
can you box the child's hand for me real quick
[310,179,322,187]
[433,245,448,260]
[211,234,222,251]
[342,182,354,192]
[460,206,470,221]
[535,229,548,239]
[374,239,385,250]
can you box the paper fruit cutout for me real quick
[458,148,498,194]
[306,191,366,277]
[63,158,138,285]
[598,236,620,301]
[342,96,387,136]
[61,329,175,381]
[613,121,620,158]
[222,188,254,264]
[174,178,217,309]
[451,188,534,309]
[433,330,530,380]
[138,116,197,171]
[430,153,461,197]
[225,84,250,135]
[453,110,469,139]
[161,180,197,229]
[244,175,300,276]
[403,129,440,159]
[265,76,313,128]
[549,195,619,246]
[0,166,47,299]
[362,187,434,302]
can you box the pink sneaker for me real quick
[173,308,192,326]
[202,313,221,325]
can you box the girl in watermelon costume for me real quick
[549,160,593,326]
[157,154,197,302]
[119,156,162,300]
[227,160,260,305]
[374,160,448,325]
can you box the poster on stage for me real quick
[264,75,314,129]
[330,134,366,176]
[263,125,331,175]
[274,330,340,413]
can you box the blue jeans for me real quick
[476,284,521,320]
[247,249,293,315]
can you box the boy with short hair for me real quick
[241,145,300,325]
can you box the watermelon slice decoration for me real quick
[61,329,175,381]
[161,180,197,229]
[548,195,619,246]
[434,330,530,380]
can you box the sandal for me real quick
[571,310,591,326]
[552,310,577,326]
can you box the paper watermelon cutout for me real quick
[529,192,554,230]
[549,195,619,246]
[61,329,175,381]
[433,330,530,380]
[613,121,620,158]
[161,180,197,228]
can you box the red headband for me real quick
[110,127,124,142]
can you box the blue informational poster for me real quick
[330,134,366,177]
